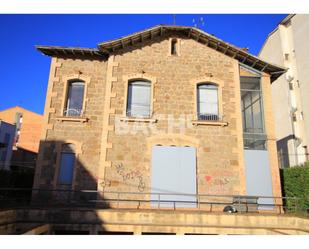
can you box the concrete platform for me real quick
[1,208,308,235]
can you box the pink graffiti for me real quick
[205,176,212,182]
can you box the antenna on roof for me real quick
[193,17,205,29]
[173,14,176,25]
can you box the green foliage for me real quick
[281,162,309,213]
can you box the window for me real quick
[241,76,266,150]
[64,81,85,117]
[241,77,264,134]
[127,80,151,118]
[197,83,219,121]
[171,39,178,55]
[58,144,76,185]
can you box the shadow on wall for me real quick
[10,147,38,172]
[26,139,115,235]
[277,134,296,168]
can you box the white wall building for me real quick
[259,14,309,167]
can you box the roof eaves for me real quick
[97,25,287,81]
[185,26,288,79]
[36,45,107,58]
[97,25,193,52]
[280,14,295,25]
[36,25,287,82]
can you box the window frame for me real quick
[126,80,152,118]
[193,80,223,122]
[60,74,90,119]
[122,74,156,120]
[64,80,86,117]
[240,75,267,150]
[196,83,219,121]
[58,150,76,185]
[53,140,82,189]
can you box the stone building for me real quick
[259,14,309,168]
[34,25,285,214]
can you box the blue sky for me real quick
[0,14,286,114]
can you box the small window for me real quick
[127,80,151,118]
[58,144,76,185]
[64,81,85,117]
[171,39,178,55]
[197,83,219,121]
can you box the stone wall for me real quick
[34,57,107,190]
[0,210,16,235]
[34,33,281,199]
[100,33,246,196]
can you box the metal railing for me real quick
[0,188,308,216]
[197,113,222,121]
[63,108,84,117]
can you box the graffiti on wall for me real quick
[100,163,146,192]
[203,175,231,195]
[114,163,146,192]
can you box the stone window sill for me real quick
[56,116,89,123]
[120,117,157,123]
[192,120,228,126]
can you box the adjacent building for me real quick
[259,14,309,168]
[33,25,286,233]
[0,106,43,170]
[0,120,15,170]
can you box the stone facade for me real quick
[34,59,107,189]
[102,35,245,196]
[34,29,282,204]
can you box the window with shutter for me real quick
[127,80,151,118]
[197,84,219,121]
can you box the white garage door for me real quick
[151,146,197,208]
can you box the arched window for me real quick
[64,80,85,117]
[197,83,219,121]
[58,143,76,185]
[127,80,151,118]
